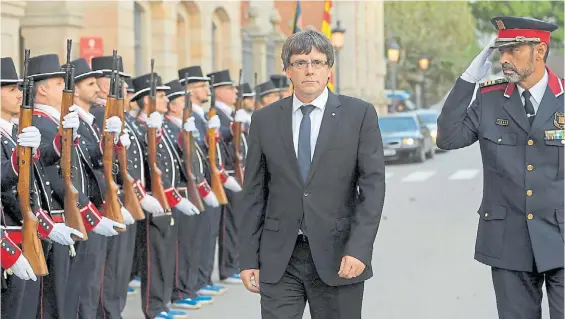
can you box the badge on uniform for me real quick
[553,112,564,129]
[545,129,564,141]
[496,119,509,126]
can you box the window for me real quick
[242,31,254,84]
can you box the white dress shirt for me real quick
[292,87,329,160]
[191,104,207,122]
[0,118,14,137]
[215,101,234,121]
[517,68,548,114]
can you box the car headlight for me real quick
[402,138,415,145]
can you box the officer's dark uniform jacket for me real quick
[33,105,102,231]
[437,66,564,273]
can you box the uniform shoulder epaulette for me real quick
[479,78,508,88]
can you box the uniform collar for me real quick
[505,66,564,98]
[0,118,14,136]
[517,68,548,104]
[215,101,233,118]
[35,104,61,123]
[74,104,95,126]
[192,103,206,121]
[166,114,182,128]
[292,87,329,113]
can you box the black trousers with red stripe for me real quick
[197,204,222,289]
[218,189,242,280]
[171,212,201,302]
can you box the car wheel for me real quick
[414,147,426,163]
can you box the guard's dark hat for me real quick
[207,70,233,88]
[165,79,185,100]
[178,66,210,84]
[256,80,279,98]
[27,54,65,81]
[270,74,290,89]
[130,72,170,102]
[125,78,135,93]
[91,55,131,78]
[490,16,559,48]
[238,83,255,98]
[1,57,22,86]
[71,58,103,82]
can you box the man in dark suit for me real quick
[238,27,386,319]
[437,17,564,319]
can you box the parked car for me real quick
[378,113,435,163]
[412,109,440,149]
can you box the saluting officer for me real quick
[255,80,281,109]
[437,16,564,318]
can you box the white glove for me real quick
[119,132,131,149]
[48,223,84,246]
[202,191,220,208]
[234,109,250,123]
[140,194,164,215]
[63,106,81,138]
[91,217,126,237]
[105,116,122,134]
[176,198,200,216]
[121,206,135,225]
[146,112,163,129]
[183,117,198,133]
[9,255,36,281]
[224,176,242,192]
[17,126,41,152]
[208,115,221,129]
[461,38,496,83]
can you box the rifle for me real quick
[147,59,172,216]
[60,39,88,241]
[232,69,244,186]
[207,75,228,204]
[116,77,145,221]
[253,72,260,110]
[101,51,125,230]
[18,49,48,276]
[181,73,205,212]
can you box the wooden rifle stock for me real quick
[18,52,48,275]
[182,90,205,212]
[116,86,145,220]
[207,108,228,204]
[232,69,244,186]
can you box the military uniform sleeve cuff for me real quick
[133,180,147,201]
[164,187,182,207]
[197,181,212,198]
[36,209,55,239]
[80,202,102,232]
[219,167,229,185]
[1,234,22,269]
[32,148,41,162]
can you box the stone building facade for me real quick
[1,0,388,113]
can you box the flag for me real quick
[292,1,303,34]
[321,0,335,92]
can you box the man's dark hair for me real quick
[281,26,335,70]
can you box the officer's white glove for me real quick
[17,126,41,154]
[183,117,198,133]
[146,112,163,129]
[234,109,250,123]
[63,106,81,138]
[48,223,84,246]
[176,198,200,216]
[224,176,242,192]
[9,255,36,281]
[91,217,126,237]
[208,115,221,129]
[119,132,131,149]
[461,38,496,83]
[202,192,220,208]
[105,116,122,134]
[121,206,135,225]
[140,195,165,215]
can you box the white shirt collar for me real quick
[192,104,206,120]
[35,104,61,123]
[517,68,548,105]
[167,115,182,128]
[74,104,95,126]
[215,101,233,117]
[0,118,14,135]
[292,87,329,113]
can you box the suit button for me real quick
[527,139,534,146]
[527,213,534,220]
[526,190,533,196]
[497,138,502,143]
[303,192,309,197]
[527,164,534,171]
[484,212,488,217]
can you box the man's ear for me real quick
[537,43,547,61]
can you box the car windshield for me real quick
[378,117,418,133]
[418,113,438,125]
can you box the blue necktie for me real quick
[522,90,535,126]
[297,104,315,183]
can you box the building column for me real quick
[149,1,178,81]
[333,1,358,98]
[20,1,83,63]
[1,0,27,70]
[372,0,388,115]
[269,10,286,75]
[244,6,269,83]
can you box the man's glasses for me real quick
[289,60,328,69]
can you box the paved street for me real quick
[123,143,550,318]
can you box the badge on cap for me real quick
[553,112,564,129]
[496,119,509,126]
[495,20,506,30]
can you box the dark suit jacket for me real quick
[437,68,564,273]
[238,91,386,286]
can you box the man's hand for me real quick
[338,256,366,279]
[9,255,37,281]
[92,217,126,236]
[146,112,163,129]
[140,195,164,215]
[208,115,221,129]
[240,269,260,293]
[48,223,84,246]
[461,38,496,83]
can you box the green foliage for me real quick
[384,1,480,106]
[470,1,564,48]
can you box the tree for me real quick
[470,1,564,48]
[384,1,480,106]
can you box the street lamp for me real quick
[418,56,430,71]
[418,56,430,108]
[331,20,346,94]
[387,37,401,109]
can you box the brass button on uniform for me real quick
[527,139,534,146]
[527,164,534,171]
[497,138,502,143]
[484,212,489,217]
[527,213,534,220]
[526,190,533,196]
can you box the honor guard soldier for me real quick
[236,83,255,129]
[0,56,83,318]
[437,16,564,319]
[270,74,292,98]
[255,80,281,109]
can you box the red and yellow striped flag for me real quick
[321,0,335,92]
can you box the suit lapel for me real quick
[307,92,342,184]
[280,99,303,184]
[502,88,530,133]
